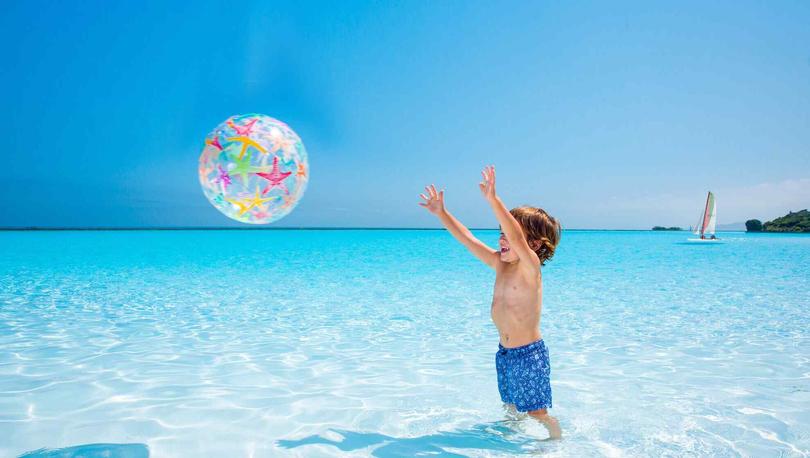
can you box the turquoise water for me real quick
[1,230,808,457]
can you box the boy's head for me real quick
[499,206,562,266]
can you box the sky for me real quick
[1,0,808,229]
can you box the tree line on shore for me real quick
[746,209,810,233]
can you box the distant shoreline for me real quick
[0,226,750,232]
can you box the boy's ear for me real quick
[528,240,541,251]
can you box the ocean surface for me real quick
[1,229,808,457]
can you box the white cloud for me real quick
[719,178,810,222]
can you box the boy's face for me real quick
[498,227,520,263]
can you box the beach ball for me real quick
[198,114,309,224]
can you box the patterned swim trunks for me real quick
[496,339,552,412]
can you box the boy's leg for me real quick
[528,408,562,439]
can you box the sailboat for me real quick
[687,191,721,243]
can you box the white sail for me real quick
[693,212,704,235]
[705,192,717,236]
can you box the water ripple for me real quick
[1,230,808,457]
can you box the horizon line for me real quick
[0,226,745,232]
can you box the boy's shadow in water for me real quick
[277,420,553,457]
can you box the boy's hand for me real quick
[419,184,445,215]
[479,165,497,201]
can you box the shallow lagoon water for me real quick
[1,229,808,457]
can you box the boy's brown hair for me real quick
[509,206,562,266]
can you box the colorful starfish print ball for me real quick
[198,114,308,224]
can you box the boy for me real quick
[418,165,562,439]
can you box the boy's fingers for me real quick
[418,202,427,207]
[420,193,428,201]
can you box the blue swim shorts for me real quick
[496,339,552,412]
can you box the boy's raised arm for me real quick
[419,184,500,269]
[479,166,541,268]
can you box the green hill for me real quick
[763,210,810,233]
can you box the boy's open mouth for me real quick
[500,247,510,253]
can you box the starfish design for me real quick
[252,206,275,220]
[227,188,275,216]
[200,147,214,161]
[268,128,296,160]
[199,160,215,179]
[256,156,293,195]
[245,187,275,211]
[226,135,267,159]
[280,194,295,209]
[296,163,307,178]
[214,165,231,190]
[225,197,252,216]
[227,118,258,136]
[228,151,266,185]
[205,135,224,150]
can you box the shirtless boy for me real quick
[419,165,562,439]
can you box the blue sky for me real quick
[1,1,808,229]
